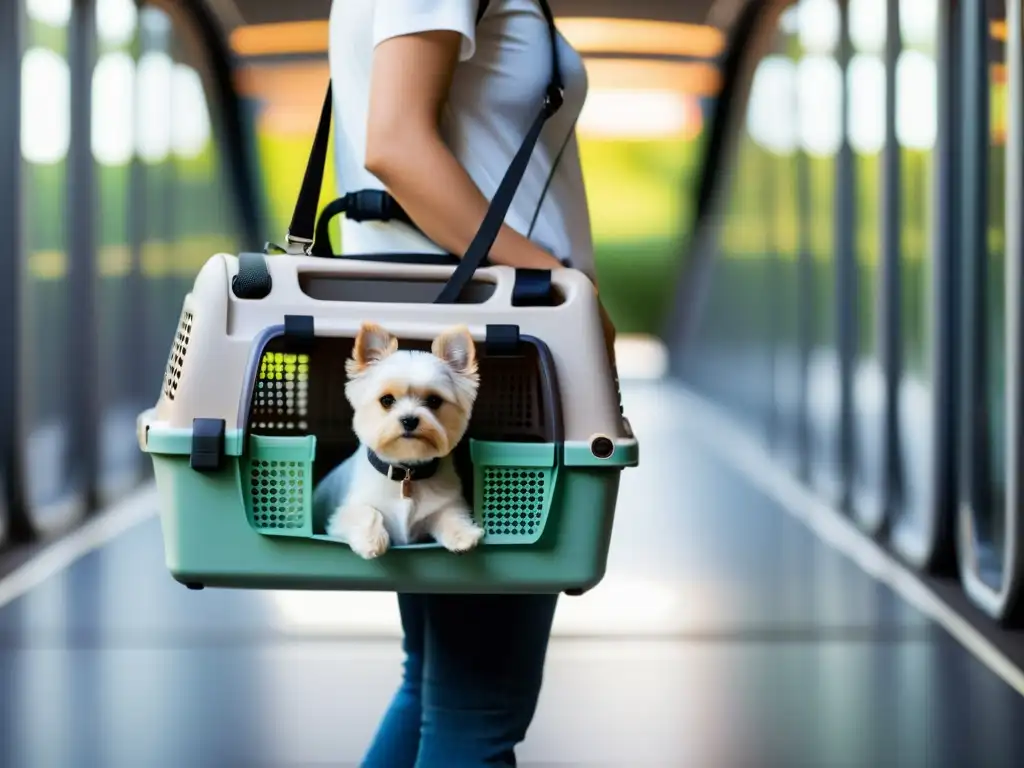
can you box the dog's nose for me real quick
[400,415,420,432]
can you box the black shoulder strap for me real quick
[435,0,562,303]
[285,82,334,251]
[284,0,563,304]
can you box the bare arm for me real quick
[364,30,563,270]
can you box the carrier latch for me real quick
[284,315,315,351]
[190,418,226,472]
[485,324,521,356]
[512,269,554,306]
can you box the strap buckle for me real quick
[543,86,564,117]
[284,231,313,255]
[345,190,395,223]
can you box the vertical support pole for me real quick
[1004,0,1024,616]
[796,145,813,483]
[763,147,779,448]
[881,0,903,530]
[127,25,149,479]
[68,0,98,511]
[835,0,857,511]
[959,0,988,539]
[932,0,961,567]
[0,1,23,530]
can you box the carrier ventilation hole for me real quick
[480,468,546,536]
[248,458,307,530]
[162,310,193,401]
[252,352,310,431]
[477,370,536,430]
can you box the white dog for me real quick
[315,321,486,559]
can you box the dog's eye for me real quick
[379,394,396,409]
[424,395,444,410]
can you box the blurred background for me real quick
[6,0,719,540]
[3,0,1024,764]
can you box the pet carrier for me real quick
[137,0,639,594]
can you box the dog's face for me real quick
[345,322,479,464]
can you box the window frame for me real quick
[10,0,91,537]
[957,0,1024,622]
[890,0,961,573]
[0,0,17,546]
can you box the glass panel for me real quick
[683,17,807,432]
[94,0,140,501]
[795,0,843,498]
[848,0,886,516]
[134,5,241,410]
[171,59,238,287]
[772,138,802,465]
[747,29,802,460]
[136,7,180,394]
[978,0,1007,582]
[895,0,939,529]
[694,128,773,422]
[20,0,77,516]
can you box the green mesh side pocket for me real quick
[242,434,317,537]
[469,440,558,545]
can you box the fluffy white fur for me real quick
[324,322,484,559]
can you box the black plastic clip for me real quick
[511,268,554,307]
[284,315,315,352]
[544,85,565,117]
[485,324,521,357]
[190,418,226,472]
[345,190,396,222]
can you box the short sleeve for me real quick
[373,1,480,62]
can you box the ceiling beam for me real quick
[209,0,726,31]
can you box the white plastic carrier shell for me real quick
[151,253,628,444]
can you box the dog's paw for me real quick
[347,522,390,560]
[435,517,485,554]
[329,506,390,559]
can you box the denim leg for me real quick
[361,594,427,768]
[414,593,559,768]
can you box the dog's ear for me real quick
[349,322,398,374]
[431,325,477,377]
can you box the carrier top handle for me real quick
[283,0,563,301]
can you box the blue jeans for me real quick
[362,592,559,767]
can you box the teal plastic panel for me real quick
[241,435,317,538]
[470,440,558,544]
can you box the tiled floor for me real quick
[0,382,1021,767]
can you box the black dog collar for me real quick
[367,450,440,498]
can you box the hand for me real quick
[493,241,564,271]
[528,251,567,271]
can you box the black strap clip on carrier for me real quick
[265,0,564,305]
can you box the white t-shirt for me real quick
[327,0,596,283]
